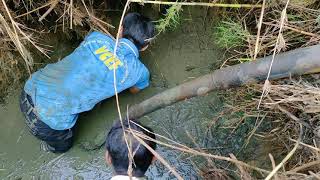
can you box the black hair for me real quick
[106,120,156,177]
[122,13,155,50]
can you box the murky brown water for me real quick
[0,7,266,179]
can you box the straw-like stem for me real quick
[130,0,262,8]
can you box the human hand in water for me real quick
[129,86,141,94]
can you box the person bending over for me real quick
[105,120,157,180]
[19,13,155,153]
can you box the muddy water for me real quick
[0,7,264,179]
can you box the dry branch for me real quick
[288,160,320,173]
[130,129,270,174]
[130,0,262,8]
[38,0,59,21]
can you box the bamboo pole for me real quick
[130,0,263,8]
[126,44,320,120]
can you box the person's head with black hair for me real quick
[121,13,155,51]
[105,120,157,178]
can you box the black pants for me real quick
[19,90,74,153]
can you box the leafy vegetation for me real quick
[156,4,182,34]
[213,20,250,49]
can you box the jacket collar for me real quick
[119,38,139,58]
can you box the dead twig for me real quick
[253,0,266,61]
[277,105,312,129]
[130,129,270,174]
[288,160,320,173]
[269,154,279,180]
[69,0,73,29]
[257,0,290,109]
[130,0,263,8]
[80,0,114,38]
[131,131,184,180]
[15,1,53,18]
[230,154,253,180]
[263,22,320,38]
[265,123,303,180]
[38,0,59,21]
[289,138,320,153]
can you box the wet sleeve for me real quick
[134,67,150,90]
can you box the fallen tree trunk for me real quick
[89,44,320,150]
[127,44,320,120]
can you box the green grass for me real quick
[156,4,182,34]
[287,13,304,22]
[316,15,320,26]
[213,20,250,49]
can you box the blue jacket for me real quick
[24,31,150,130]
